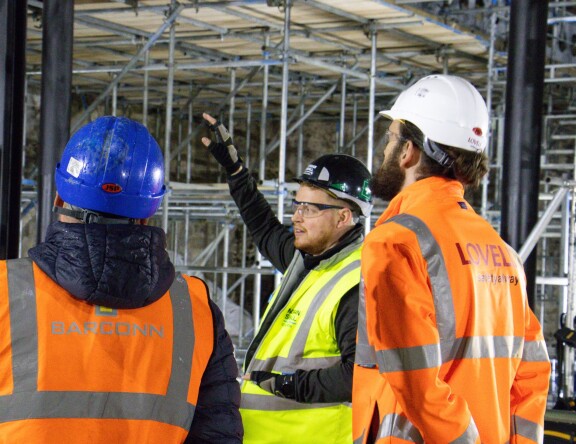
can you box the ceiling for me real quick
[21,1,576,186]
[24,0,527,123]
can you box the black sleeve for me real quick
[227,167,295,272]
[292,285,358,403]
[185,299,243,443]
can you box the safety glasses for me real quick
[383,129,408,146]
[292,199,344,218]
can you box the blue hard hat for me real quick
[55,116,166,219]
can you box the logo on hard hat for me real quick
[415,87,429,98]
[472,127,483,136]
[102,183,122,193]
[332,182,348,193]
[303,164,317,176]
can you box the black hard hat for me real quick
[296,154,373,217]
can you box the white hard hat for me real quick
[380,74,489,153]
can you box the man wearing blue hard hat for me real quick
[0,116,243,443]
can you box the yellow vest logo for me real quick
[282,308,301,327]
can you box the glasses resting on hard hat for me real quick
[292,199,345,218]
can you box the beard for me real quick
[370,142,406,202]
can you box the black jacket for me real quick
[228,168,361,403]
[28,221,243,443]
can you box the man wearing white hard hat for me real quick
[352,75,550,444]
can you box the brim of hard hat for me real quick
[379,109,397,120]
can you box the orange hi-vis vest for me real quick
[353,177,550,444]
[0,258,214,443]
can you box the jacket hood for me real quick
[28,221,175,309]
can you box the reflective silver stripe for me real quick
[167,274,194,402]
[1,262,196,429]
[286,259,360,367]
[376,335,524,372]
[377,343,439,373]
[522,339,549,362]
[240,393,348,411]
[1,391,193,425]
[446,335,523,361]
[355,275,377,368]
[250,259,361,374]
[251,355,341,372]
[511,415,543,443]
[450,416,479,443]
[376,413,477,443]
[7,259,38,393]
[378,413,423,443]
[387,215,456,359]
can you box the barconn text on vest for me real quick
[51,321,164,337]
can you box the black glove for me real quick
[203,116,243,176]
[250,371,296,399]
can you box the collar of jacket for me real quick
[376,177,465,226]
[28,221,175,309]
[302,223,364,270]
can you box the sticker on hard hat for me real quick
[303,164,317,176]
[473,127,483,136]
[66,157,83,178]
[102,183,122,193]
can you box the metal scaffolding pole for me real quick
[143,50,150,127]
[297,81,305,176]
[239,102,252,344]
[339,74,347,153]
[352,94,358,157]
[162,3,178,234]
[276,0,292,289]
[256,36,270,328]
[187,85,193,183]
[259,36,270,182]
[229,68,236,138]
[366,25,377,230]
[481,11,497,220]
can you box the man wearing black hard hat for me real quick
[202,112,372,444]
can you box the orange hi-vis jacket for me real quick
[0,258,214,443]
[353,177,550,444]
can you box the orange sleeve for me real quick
[510,306,550,443]
[362,226,477,444]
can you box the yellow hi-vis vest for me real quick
[241,245,361,444]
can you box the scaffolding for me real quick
[20,0,576,396]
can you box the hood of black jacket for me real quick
[28,221,175,309]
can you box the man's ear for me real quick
[336,207,354,228]
[400,140,421,168]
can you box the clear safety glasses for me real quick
[292,199,344,219]
[383,129,408,146]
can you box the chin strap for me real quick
[422,137,454,168]
[52,206,136,225]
